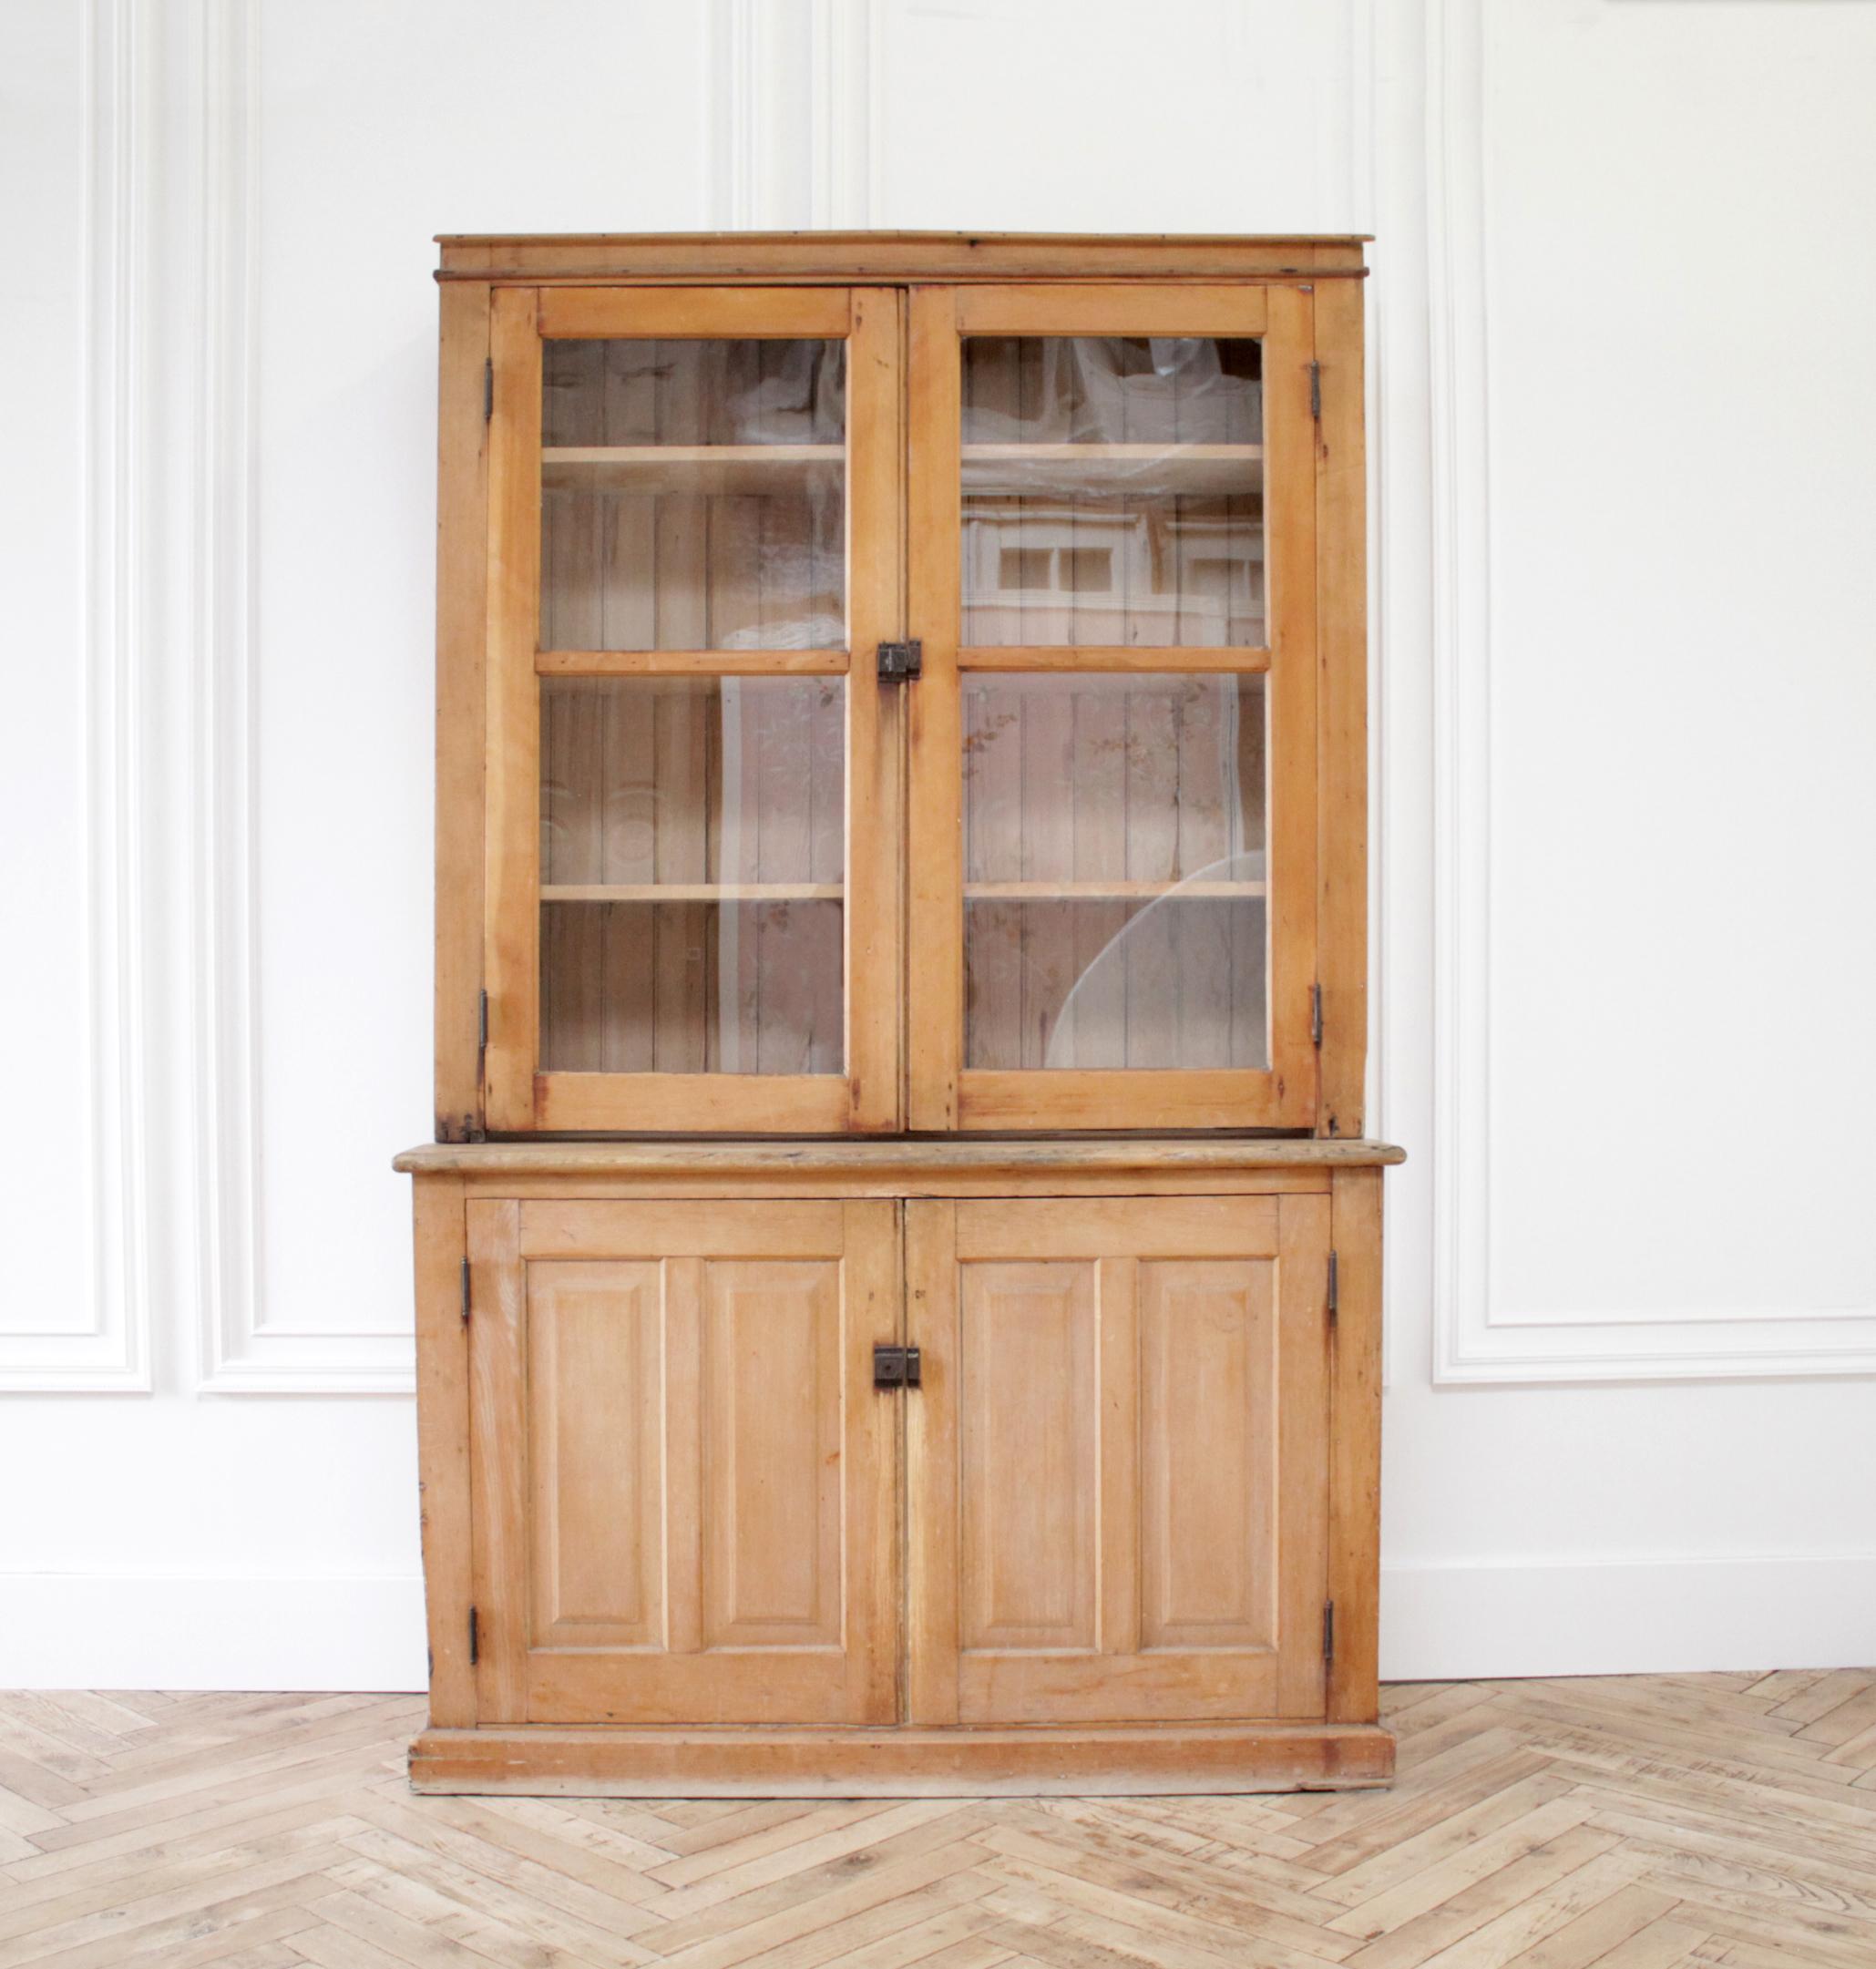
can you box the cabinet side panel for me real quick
[1315,279,1368,1136]
[1328,1166,1382,1722]
[436,284,491,1138]
[413,1175,472,1728]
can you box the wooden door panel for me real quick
[469,1198,897,1727]
[907,1194,1329,1726]
[1138,1259,1278,1651]
[958,1261,1100,1652]
[527,1262,664,1649]
[700,1258,845,1650]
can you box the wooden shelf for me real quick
[961,443,1263,498]
[964,879,1267,901]
[542,883,844,904]
[542,446,843,495]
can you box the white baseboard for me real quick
[0,1573,427,1691]
[1382,1554,1876,1681]
[2,1559,1869,1692]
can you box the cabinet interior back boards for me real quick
[398,231,1401,1797]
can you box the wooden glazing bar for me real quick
[537,648,848,676]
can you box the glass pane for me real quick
[541,339,846,652]
[962,673,1267,1070]
[961,336,1264,648]
[539,677,845,1073]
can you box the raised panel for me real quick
[527,1263,662,1648]
[1139,1259,1278,1650]
[701,1260,844,1649]
[959,1262,1099,1652]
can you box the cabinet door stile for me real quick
[845,290,904,1130]
[905,1199,961,1724]
[484,291,545,1131]
[906,289,966,1130]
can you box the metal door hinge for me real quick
[1328,1250,1339,1324]
[1323,1600,1336,1666]
[468,1606,480,1666]
[1311,983,1324,1048]
[483,359,494,421]
[873,1344,922,1389]
[876,640,922,681]
[460,1256,471,1325]
[1309,361,1322,423]
[477,990,489,1064]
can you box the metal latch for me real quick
[872,1344,922,1389]
[876,640,922,681]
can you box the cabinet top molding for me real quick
[395,1138,1406,1176]
[435,231,1372,284]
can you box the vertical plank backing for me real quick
[435,282,491,1139]
[906,288,965,1127]
[1328,1165,1382,1723]
[483,288,544,1130]
[905,1199,960,1723]
[1315,277,1369,1137]
[413,1174,473,1726]
[467,1199,527,1722]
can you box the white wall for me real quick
[1,0,1871,1689]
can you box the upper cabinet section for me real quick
[440,238,1368,1141]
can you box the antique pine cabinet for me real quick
[397,232,1402,1797]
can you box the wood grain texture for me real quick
[1328,1164,1384,1724]
[481,288,545,1132]
[437,231,1372,282]
[8,1675,1870,1961]
[1314,276,1369,1138]
[434,282,491,1140]
[411,1174,473,1728]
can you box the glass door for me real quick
[483,287,900,1133]
[906,284,1319,1131]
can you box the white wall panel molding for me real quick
[0,0,156,1393]
[1384,1552,1876,1681]
[1423,0,1876,1385]
[187,0,412,1393]
[810,0,876,228]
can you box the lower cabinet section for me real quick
[403,1143,1395,1795]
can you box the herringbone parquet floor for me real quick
[4,1673,1876,1968]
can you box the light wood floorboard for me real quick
[1,1675,1872,1966]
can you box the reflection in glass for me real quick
[540,339,846,652]
[960,336,1264,648]
[538,677,845,1073]
[962,673,1267,1070]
